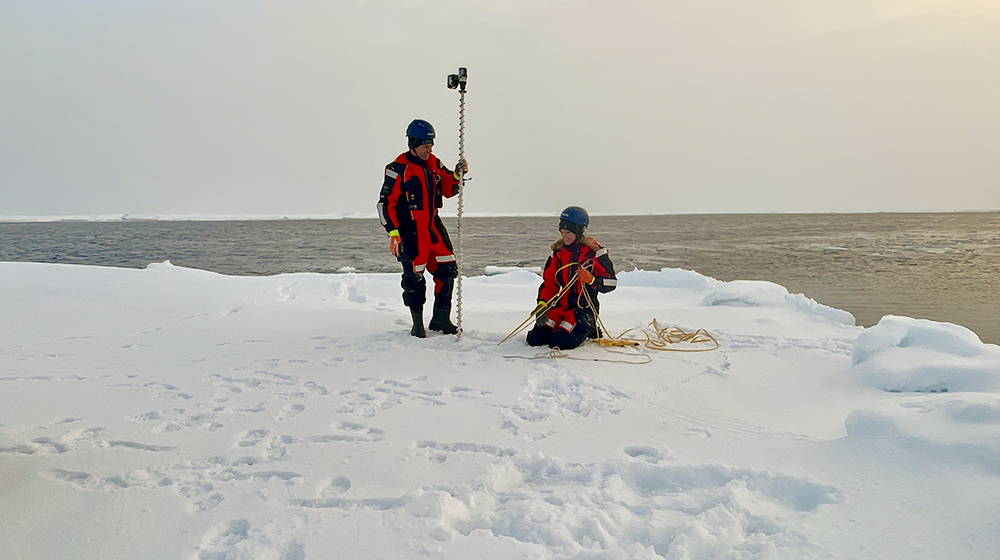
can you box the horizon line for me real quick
[2,209,998,223]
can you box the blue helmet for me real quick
[559,206,589,236]
[406,119,435,149]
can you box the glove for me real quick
[578,268,595,285]
[452,159,469,180]
[532,300,548,316]
[389,232,401,257]
[533,301,549,328]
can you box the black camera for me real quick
[447,67,468,91]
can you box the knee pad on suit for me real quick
[433,261,458,279]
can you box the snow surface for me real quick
[2,262,999,559]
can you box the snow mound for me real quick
[469,268,543,285]
[618,267,719,290]
[192,518,305,560]
[701,280,789,307]
[785,293,856,325]
[484,265,542,276]
[143,260,225,279]
[507,370,629,422]
[402,447,840,560]
[852,315,1000,393]
[846,393,1000,475]
[701,280,855,325]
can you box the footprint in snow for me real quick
[335,420,385,442]
[104,440,176,452]
[253,435,290,461]
[275,403,305,421]
[236,428,271,447]
[686,427,713,439]
[50,469,94,487]
[304,381,329,395]
[193,519,305,560]
[317,476,352,497]
[193,492,225,512]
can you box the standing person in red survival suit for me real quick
[377,119,469,338]
[526,206,618,350]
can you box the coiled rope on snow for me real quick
[501,260,720,362]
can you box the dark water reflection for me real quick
[2,213,998,344]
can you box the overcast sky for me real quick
[2,0,998,218]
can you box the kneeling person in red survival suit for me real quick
[526,206,618,350]
[377,119,469,337]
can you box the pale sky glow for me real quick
[2,0,998,217]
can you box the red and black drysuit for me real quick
[377,151,461,312]
[526,237,617,350]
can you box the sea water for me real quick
[2,212,998,344]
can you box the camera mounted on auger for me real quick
[448,67,468,336]
[447,67,467,92]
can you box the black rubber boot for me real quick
[428,307,458,335]
[410,308,426,338]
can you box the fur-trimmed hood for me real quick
[551,235,600,253]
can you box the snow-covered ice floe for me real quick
[484,265,542,276]
[1,262,999,559]
[852,314,1000,393]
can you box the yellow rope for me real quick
[503,347,652,365]
[583,284,719,352]
[600,320,720,352]
[502,257,721,357]
[497,270,579,345]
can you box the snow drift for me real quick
[2,262,999,560]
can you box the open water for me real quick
[2,213,998,344]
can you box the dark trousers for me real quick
[526,308,596,350]
[401,259,457,311]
